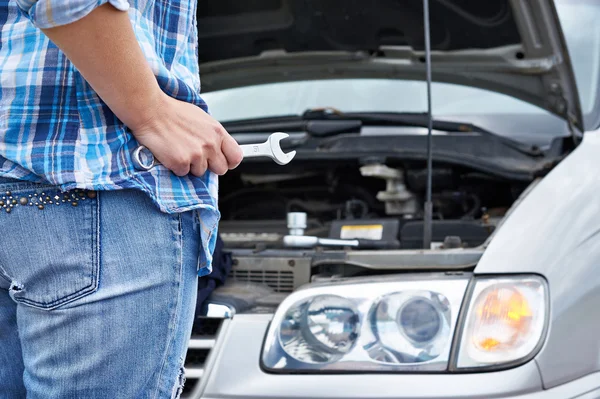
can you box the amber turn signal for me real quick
[456,277,547,369]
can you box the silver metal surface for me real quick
[197,315,551,399]
[204,303,235,319]
[226,247,484,270]
[187,318,232,399]
[190,296,600,399]
[328,248,483,269]
[199,0,586,132]
[287,212,307,236]
[131,132,296,171]
[359,164,418,215]
[184,369,204,379]
[474,129,600,389]
[188,339,216,349]
[480,177,542,248]
[240,132,296,165]
[283,235,359,248]
[131,145,155,171]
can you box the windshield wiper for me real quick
[302,109,544,157]
[223,109,544,157]
[222,113,363,136]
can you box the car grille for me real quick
[180,317,224,398]
[229,268,295,293]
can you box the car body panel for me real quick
[199,314,545,399]
[197,0,584,130]
[196,314,600,399]
[473,129,600,388]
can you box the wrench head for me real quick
[267,132,296,165]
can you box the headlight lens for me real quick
[455,276,547,369]
[261,275,470,372]
[279,295,359,363]
[399,298,442,343]
[370,291,451,363]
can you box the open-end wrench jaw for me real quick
[267,132,296,165]
[240,132,296,165]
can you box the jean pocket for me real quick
[0,182,100,310]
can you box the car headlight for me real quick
[261,274,548,373]
[454,276,548,370]
[261,275,469,372]
[278,294,360,364]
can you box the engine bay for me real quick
[206,159,532,310]
[218,160,526,251]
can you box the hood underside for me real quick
[196,0,585,131]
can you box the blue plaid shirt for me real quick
[0,0,219,275]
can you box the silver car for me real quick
[181,0,600,397]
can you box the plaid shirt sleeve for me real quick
[15,0,129,29]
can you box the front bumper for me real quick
[186,314,600,399]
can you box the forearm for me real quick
[40,3,163,129]
[18,0,242,176]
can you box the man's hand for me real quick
[39,3,241,177]
[133,95,242,176]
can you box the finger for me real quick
[208,152,229,176]
[165,159,190,177]
[207,152,229,175]
[190,158,208,177]
[221,134,243,169]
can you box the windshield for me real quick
[202,0,600,133]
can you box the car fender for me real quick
[474,130,600,388]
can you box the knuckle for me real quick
[213,123,226,137]
[191,151,205,164]
[202,140,217,152]
[172,167,189,177]
[169,159,190,176]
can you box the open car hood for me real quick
[196,0,585,131]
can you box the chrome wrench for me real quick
[132,132,295,171]
[239,132,296,165]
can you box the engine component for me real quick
[227,255,312,293]
[406,168,456,192]
[283,235,400,249]
[219,219,327,248]
[400,220,493,249]
[284,236,360,248]
[287,212,307,236]
[219,220,288,247]
[329,219,400,242]
[359,164,418,215]
[341,199,370,219]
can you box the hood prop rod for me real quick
[422,0,434,250]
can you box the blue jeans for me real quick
[0,177,200,398]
